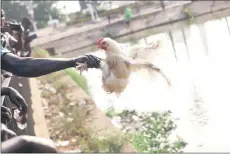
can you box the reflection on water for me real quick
[82,17,230,152]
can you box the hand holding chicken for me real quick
[76,37,171,94]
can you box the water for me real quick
[81,17,230,152]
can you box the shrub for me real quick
[117,110,187,153]
[80,132,127,153]
[105,106,117,118]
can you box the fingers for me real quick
[76,62,88,75]
[86,54,101,68]
[9,96,28,115]
[17,97,28,114]
[85,55,98,68]
[75,54,101,69]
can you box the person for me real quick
[21,17,32,31]
[1,9,5,26]
[1,46,101,77]
[124,7,133,27]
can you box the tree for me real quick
[32,1,63,28]
[79,0,101,12]
[1,1,29,22]
[2,1,63,29]
[79,0,88,11]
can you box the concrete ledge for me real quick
[29,78,50,139]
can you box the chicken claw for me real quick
[76,62,88,75]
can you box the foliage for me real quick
[66,12,91,26]
[80,133,127,153]
[32,1,63,28]
[112,110,187,153]
[105,106,117,118]
[2,1,29,22]
[183,8,194,25]
[64,68,89,95]
[2,1,63,29]
[33,48,50,58]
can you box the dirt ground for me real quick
[11,69,135,152]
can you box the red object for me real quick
[97,38,104,47]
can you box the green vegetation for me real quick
[80,133,127,152]
[105,106,117,118]
[106,108,187,153]
[64,68,89,95]
[183,8,194,25]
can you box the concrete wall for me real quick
[32,1,230,58]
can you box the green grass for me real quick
[64,68,89,94]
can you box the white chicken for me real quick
[77,37,171,94]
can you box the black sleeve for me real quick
[1,53,76,77]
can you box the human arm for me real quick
[1,52,101,77]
